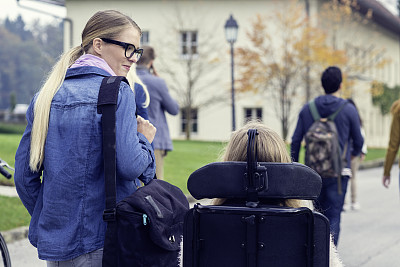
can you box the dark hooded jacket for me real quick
[291,95,364,169]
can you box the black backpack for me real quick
[97,76,189,267]
[304,99,347,185]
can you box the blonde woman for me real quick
[14,10,156,266]
[212,121,343,267]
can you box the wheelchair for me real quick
[183,129,330,267]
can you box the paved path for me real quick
[338,165,400,267]
[2,166,399,266]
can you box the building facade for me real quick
[63,0,400,147]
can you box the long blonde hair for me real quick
[29,10,141,172]
[126,66,150,108]
[214,121,310,208]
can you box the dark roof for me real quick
[357,0,400,35]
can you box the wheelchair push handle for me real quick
[0,159,14,179]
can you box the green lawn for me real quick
[0,134,20,186]
[0,195,31,231]
[164,140,226,194]
[0,132,390,231]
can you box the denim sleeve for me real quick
[14,98,43,216]
[115,84,155,183]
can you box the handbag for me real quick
[98,76,189,267]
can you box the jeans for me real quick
[315,176,349,247]
[46,248,103,267]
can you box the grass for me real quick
[164,140,226,194]
[0,134,20,186]
[0,133,390,231]
[0,122,26,135]
[0,195,31,231]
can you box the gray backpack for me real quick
[305,100,347,188]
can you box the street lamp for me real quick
[224,14,238,131]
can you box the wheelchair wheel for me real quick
[0,233,11,267]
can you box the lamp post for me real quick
[224,14,238,131]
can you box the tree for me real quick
[31,19,64,60]
[0,17,63,109]
[371,82,400,115]
[236,0,346,140]
[319,0,390,97]
[4,15,33,41]
[236,0,390,140]
[156,9,229,140]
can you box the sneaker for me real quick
[342,203,350,212]
[351,202,361,211]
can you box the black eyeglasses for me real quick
[101,38,143,60]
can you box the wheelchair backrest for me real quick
[183,129,330,267]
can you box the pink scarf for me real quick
[70,54,116,76]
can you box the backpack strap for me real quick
[328,100,348,121]
[97,76,129,221]
[308,99,321,121]
[97,76,129,267]
[309,99,348,121]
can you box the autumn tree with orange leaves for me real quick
[236,0,389,140]
[319,0,390,98]
[236,0,345,140]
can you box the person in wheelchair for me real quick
[211,121,343,267]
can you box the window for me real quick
[180,31,198,57]
[244,108,263,123]
[141,31,149,45]
[181,107,198,134]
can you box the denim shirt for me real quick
[14,66,156,261]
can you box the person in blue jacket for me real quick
[291,66,364,246]
[14,10,156,266]
[137,46,180,180]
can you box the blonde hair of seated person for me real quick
[212,121,309,208]
[211,121,343,267]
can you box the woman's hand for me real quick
[137,116,156,143]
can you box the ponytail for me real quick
[29,46,83,172]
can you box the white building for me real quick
[62,0,400,147]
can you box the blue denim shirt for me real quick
[14,66,156,261]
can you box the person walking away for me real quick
[14,10,156,266]
[343,98,367,211]
[382,99,400,189]
[137,46,179,180]
[291,66,364,246]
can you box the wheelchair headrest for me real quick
[188,162,322,200]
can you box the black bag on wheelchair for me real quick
[183,129,330,267]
